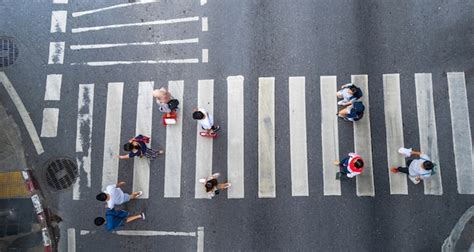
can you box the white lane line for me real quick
[201,17,208,31]
[415,73,443,195]
[320,76,340,196]
[383,74,408,195]
[50,10,67,33]
[101,83,124,190]
[164,80,184,198]
[289,77,309,196]
[70,59,199,66]
[53,0,68,4]
[44,74,62,101]
[48,42,65,64]
[197,227,204,252]
[201,0,207,5]
[227,76,245,199]
[195,80,214,199]
[70,38,199,50]
[72,0,159,17]
[67,228,75,252]
[74,84,94,200]
[40,108,59,138]
[133,82,154,199]
[202,49,208,63]
[447,72,474,194]
[71,16,199,33]
[258,77,276,198]
[0,72,44,154]
[352,75,375,197]
[114,230,196,237]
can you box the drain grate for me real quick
[0,37,19,69]
[45,158,78,191]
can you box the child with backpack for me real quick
[336,83,363,106]
[337,101,365,122]
[334,152,365,180]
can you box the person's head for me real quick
[96,192,107,201]
[423,161,434,170]
[205,179,217,192]
[123,143,134,152]
[94,217,105,226]
[193,111,205,120]
[354,159,364,168]
[348,85,358,94]
[152,88,170,102]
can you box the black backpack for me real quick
[351,101,365,121]
[167,99,179,110]
[350,85,363,100]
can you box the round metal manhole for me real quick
[0,37,19,69]
[45,158,78,191]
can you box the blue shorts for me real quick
[123,193,130,203]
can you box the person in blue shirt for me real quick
[94,208,145,232]
[117,134,164,159]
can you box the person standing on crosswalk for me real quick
[336,83,363,107]
[334,152,365,180]
[118,134,164,159]
[199,173,231,198]
[152,87,179,113]
[94,208,145,232]
[337,101,365,122]
[390,148,436,184]
[193,108,220,134]
[96,181,143,209]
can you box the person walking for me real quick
[94,208,145,232]
[334,152,364,180]
[118,134,164,160]
[337,101,365,122]
[193,108,220,134]
[152,87,179,113]
[199,173,231,198]
[336,83,363,106]
[96,181,142,209]
[390,147,436,184]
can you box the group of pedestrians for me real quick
[334,83,436,183]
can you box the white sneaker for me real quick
[199,178,206,184]
[141,212,146,220]
[337,100,345,106]
[136,191,143,198]
[398,147,412,157]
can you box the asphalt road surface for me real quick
[0,0,473,251]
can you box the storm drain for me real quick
[45,158,78,191]
[0,37,19,69]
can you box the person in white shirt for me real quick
[199,173,231,199]
[192,108,220,134]
[336,83,362,106]
[96,182,143,209]
[390,148,435,184]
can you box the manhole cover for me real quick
[45,158,78,191]
[0,37,19,69]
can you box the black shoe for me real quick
[212,125,220,132]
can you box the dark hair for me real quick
[94,217,105,226]
[423,161,434,170]
[193,111,205,120]
[96,192,107,201]
[349,85,358,93]
[123,143,133,152]
[354,159,364,168]
[205,179,218,192]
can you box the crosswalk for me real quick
[69,72,474,200]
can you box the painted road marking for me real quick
[67,228,75,252]
[70,39,199,50]
[447,72,474,194]
[44,74,62,101]
[258,77,276,198]
[352,75,375,197]
[0,72,44,154]
[195,80,214,199]
[114,230,196,236]
[48,42,65,64]
[72,0,159,17]
[40,108,59,138]
[133,82,154,199]
[202,17,208,31]
[53,0,68,4]
[71,16,200,33]
[101,83,124,190]
[70,59,199,66]
[383,74,408,194]
[50,10,67,33]
[289,77,309,196]
[74,84,94,200]
[320,76,340,196]
[415,73,443,195]
[197,226,204,252]
[164,80,184,198]
[227,76,245,199]
[202,49,208,63]
[201,0,207,5]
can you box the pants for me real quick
[144,148,160,159]
[338,157,350,179]
[397,159,413,174]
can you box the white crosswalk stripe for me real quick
[70,72,474,200]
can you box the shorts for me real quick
[123,193,130,203]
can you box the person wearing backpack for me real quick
[117,134,164,160]
[336,83,363,106]
[390,148,435,184]
[337,101,365,122]
[153,87,179,113]
[334,152,364,180]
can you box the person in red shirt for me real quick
[334,152,364,180]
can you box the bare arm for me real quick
[410,150,422,157]
[118,154,130,159]
[116,181,126,188]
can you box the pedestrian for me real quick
[192,108,220,134]
[334,152,364,180]
[199,173,231,198]
[118,134,164,160]
[337,101,365,122]
[96,181,142,209]
[390,147,436,184]
[152,87,179,113]
[336,83,363,106]
[94,208,145,232]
